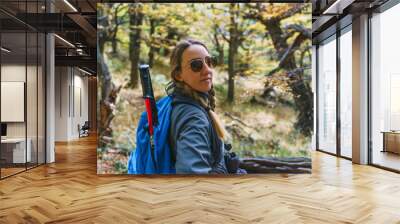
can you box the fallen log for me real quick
[240,156,311,174]
[243,159,310,169]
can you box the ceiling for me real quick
[0,0,98,75]
[5,0,394,73]
[312,0,389,43]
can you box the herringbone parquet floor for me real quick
[1,135,400,223]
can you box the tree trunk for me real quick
[97,33,121,148]
[212,26,224,65]
[218,47,224,66]
[129,4,143,89]
[111,4,121,55]
[227,41,237,103]
[111,34,117,54]
[227,3,239,103]
[148,18,156,67]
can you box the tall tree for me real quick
[211,23,224,66]
[129,3,143,88]
[211,4,247,103]
[110,4,127,55]
[98,4,122,148]
[210,3,260,103]
[226,3,240,103]
[246,3,313,136]
[147,17,157,67]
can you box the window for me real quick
[0,0,47,179]
[370,3,400,171]
[339,26,352,158]
[318,35,337,154]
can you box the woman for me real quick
[168,39,230,174]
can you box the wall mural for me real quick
[97,2,312,175]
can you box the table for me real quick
[381,131,400,154]
[1,138,31,163]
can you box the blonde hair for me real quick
[170,39,230,141]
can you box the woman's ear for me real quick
[175,70,183,81]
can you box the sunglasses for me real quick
[188,56,217,73]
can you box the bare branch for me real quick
[284,24,311,39]
[265,30,309,77]
[275,3,306,21]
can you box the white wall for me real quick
[1,64,25,81]
[72,72,89,138]
[55,67,89,141]
[55,66,69,141]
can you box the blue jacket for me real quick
[169,91,228,174]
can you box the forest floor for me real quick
[97,61,311,174]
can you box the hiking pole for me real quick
[139,64,158,171]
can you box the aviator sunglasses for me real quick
[188,56,217,73]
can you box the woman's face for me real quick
[176,44,213,93]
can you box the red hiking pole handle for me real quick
[139,64,158,171]
[144,98,154,135]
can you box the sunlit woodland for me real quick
[97,3,312,174]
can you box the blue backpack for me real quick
[127,95,176,174]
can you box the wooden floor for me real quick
[372,150,400,171]
[1,163,45,178]
[1,136,400,223]
[1,167,26,178]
